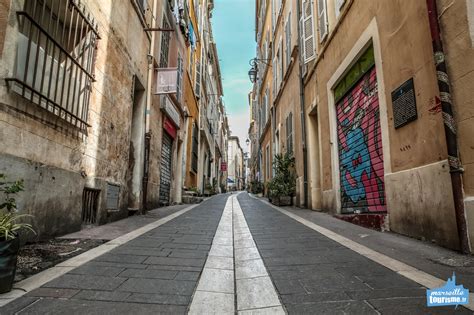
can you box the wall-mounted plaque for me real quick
[391,78,418,129]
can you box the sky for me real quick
[212,0,255,152]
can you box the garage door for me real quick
[159,132,173,206]
[336,66,386,213]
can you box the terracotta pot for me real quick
[0,236,20,293]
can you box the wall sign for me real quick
[392,78,418,129]
[163,117,177,139]
[161,95,181,127]
[221,162,227,172]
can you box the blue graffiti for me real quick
[340,126,372,203]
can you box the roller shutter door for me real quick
[336,67,386,213]
[159,132,173,206]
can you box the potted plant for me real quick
[268,152,296,206]
[250,180,264,197]
[0,174,34,293]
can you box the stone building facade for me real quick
[0,0,228,239]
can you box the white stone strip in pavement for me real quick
[255,196,474,312]
[0,203,200,307]
[233,196,286,315]
[189,196,235,314]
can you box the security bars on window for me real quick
[5,0,99,132]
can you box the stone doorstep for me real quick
[333,213,388,231]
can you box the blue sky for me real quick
[212,0,255,151]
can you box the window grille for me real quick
[6,0,99,132]
[82,188,100,225]
[159,14,171,68]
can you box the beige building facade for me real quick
[250,0,474,252]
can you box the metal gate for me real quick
[336,67,386,213]
[159,132,173,206]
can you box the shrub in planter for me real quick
[250,180,264,195]
[268,152,296,206]
[0,175,34,293]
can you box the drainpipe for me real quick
[142,0,158,212]
[296,0,309,208]
[426,0,470,253]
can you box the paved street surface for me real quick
[1,192,472,314]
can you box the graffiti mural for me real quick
[336,67,386,213]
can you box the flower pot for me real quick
[271,196,291,206]
[0,236,20,293]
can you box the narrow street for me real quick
[1,193,471,314]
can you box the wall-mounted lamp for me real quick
[248,58,271,83]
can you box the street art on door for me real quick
[336,67,386,213]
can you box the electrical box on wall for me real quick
[106,183,120,210]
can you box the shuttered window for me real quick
[191,122,199,173]
[302,0,316,63]
[318,0,328,41]
[266,145,270,180]
[285,12,292,72]
[279,38,284,84]
[286,112,293,153]
[195,61,201,99]
[176,54,183,102]
[273,57,277,99]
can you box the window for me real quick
[285,13,292,71]
[266,145,270,180]
[318,0,328,41]
[6,0,99,132]
[286,112,293,153]
[301,0,316,63]
[279,38,284,83]
[335,0,345,18]
[176,54,183,102]
[192,122,199,173]
[195,60,201,99]
[159,14,171,67]
[136,0,147,13]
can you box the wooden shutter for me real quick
[318,0,328,41]
[195,61,201,99]
[285,13,292,69]
[177,54,183,101]
[302,0,316,63]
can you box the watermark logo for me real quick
[427,273,469,308]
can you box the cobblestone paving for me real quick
[237,193,470,315]
[0,195,229,315]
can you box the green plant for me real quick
[0,174,34,241]
[267,152,296,198]
[250,180,264,194]
[188,186,199,194]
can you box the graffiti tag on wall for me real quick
[336,67,387,213]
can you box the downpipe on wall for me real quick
[296,0,309,209]
[426,0,471,253]
[142,0,158,212]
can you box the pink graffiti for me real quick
[336,67,386,212]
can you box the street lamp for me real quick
[248,58,271,83]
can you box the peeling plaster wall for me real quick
[0,0,150,238]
